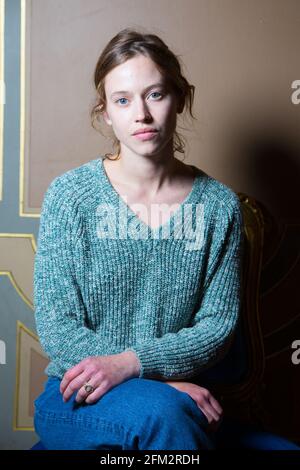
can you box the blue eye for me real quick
[116,97,128,105]
[115,92,163,106]
[150,92,162,99]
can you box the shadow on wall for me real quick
[220,104,300,445]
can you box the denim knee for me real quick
[104,377,209,431]
[34,376,213,450]
[114,378,213,450]
[123,378,208,425]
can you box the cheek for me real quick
[161,96,178,116]
[111,124,125,141]
[162,103,178,131]
[107,111,128,137]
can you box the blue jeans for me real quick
[34,376,215,450]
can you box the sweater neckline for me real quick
[96,155,202,237]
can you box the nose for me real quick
[134,97,152,122]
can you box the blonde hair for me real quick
[90,27,197,161]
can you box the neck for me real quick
[106,145,182,197]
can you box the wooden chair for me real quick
[205,193,299,449]
[217,192,266,424]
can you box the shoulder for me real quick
[42,157,100,210]
[194,167,242,221]
[45,157,99,196]
[203,172,241,214]
[194,172,245,271]
[38,159,101,241]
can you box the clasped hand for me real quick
[59,353,223,434]
[60,352,139,404]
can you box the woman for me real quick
[33,27,244,450]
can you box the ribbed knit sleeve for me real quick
[125,197,245,380]
[34,177,120,374]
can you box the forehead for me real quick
[104,55,165,92]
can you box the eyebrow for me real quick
[110,82,165,98]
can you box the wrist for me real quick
[119,350,141,379]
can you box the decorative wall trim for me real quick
[0,232,36,308]
[19,0,39,218]
[13,320,48,431]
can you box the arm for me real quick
[34,176,125,371]
[124,196,245,380]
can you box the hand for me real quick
[60,351,140,405]
[164,381,223,432]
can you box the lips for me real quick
[132,128,157,135]
[133,131,158,141]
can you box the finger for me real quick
[209,412,224,432]
[197,405,214,425]
[74,376,104,404]
[63,371,91,402]
[202,400,220,422]
[85,380,108,404]
[60,362,86,394]
[208,395,223,415]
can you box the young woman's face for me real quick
[102,54,182,158]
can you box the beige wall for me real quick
[26,0,300,225]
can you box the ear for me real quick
[103,110,112,126]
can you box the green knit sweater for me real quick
[33,156,245,380]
